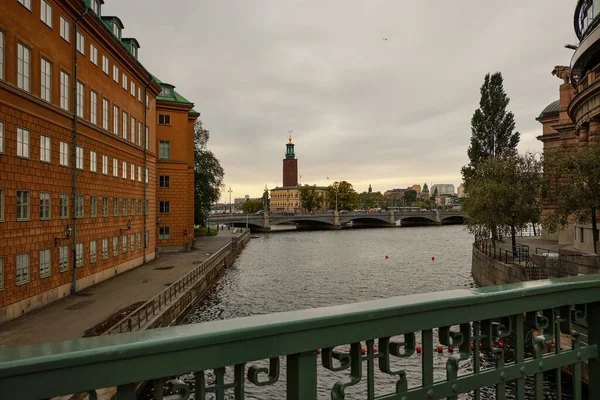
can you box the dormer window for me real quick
[160,87,172,97]
[132,46,137,58]
[91,0,101,16]
[113,24,120,39]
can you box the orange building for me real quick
[0,0,198,323]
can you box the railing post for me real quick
[588,302,600,399]
[286,351,317,400]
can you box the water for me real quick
[173,226,572,399]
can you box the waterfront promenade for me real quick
[0,230,238,348]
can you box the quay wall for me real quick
[471,244,528,287]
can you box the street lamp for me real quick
[54,224,72,247]
[228,186,233,214]
[511,209,518,258]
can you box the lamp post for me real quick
[228,186,233,214]
[54,224,72,247]
[511,209,518,258]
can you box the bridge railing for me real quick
[1,275,600,399]
[475,240,530,265]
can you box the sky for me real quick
[104,1,578,202]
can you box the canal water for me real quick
[176,226,571,399]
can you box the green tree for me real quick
[462,153,542,244]
[262,188,270,211]
[300,185,323,212]
[430,187,438,203]
[462,72,520,181]
[241,199,263,214]
[326,181,359,211]
[403,190,417,206]
[358,191,384,209]
[194,120,224,226]
[543,144,600,254]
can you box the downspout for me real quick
[71,4,90,295]
[143,82,149,263]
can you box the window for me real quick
[113,236,118,256]
[122,111,128,139]
[40,192,51,220]
[138,121,142,146]
[102,155,108,175]
[130,198,135,215]
[122,236,127,253]
[60,141,69,166]
[90,44,98,65]
[41,1,52,27]
[160,87,171,97]
[76,31,85,54]
[17,43,31,92]
[40,249,51,278]
[60,71,70,110]
[138,87,142,102]
[91,0,100,15]
[0,122,3,153]
[131,81,136,97]
[76,243,83,267]
[40,135,51,163]
[75,194,84,218]
[160,176,170,188]
[60,194,69,218]
[130,234,135,251]
[159,141,170,159]
[90,241,97,263]
[102,238,108,259]
[76,146,83,170]
[16,254,29,285]
[159,227,170,240]
[113,158,118,177]
[113,65,119,83]
[0,257,3,289]
[145,168,149,184]
[113,24,120,39]
[146,94,149,108]
[113,197,119,216]
[158,114,171,125]
[102,55,109,74]
[145,230,149,248]
[159,201,170,214]
[90,150,97,172]
[76,81,84,118]
[138,199,143,216]
[41,58,52,102]
[60,16,70,42]
[122,73,127,90]
[59,246,69,272]
[130,164,135,181]
[122,161,127,179]
[17,128,29,158]
[90,196,97,217]
[122,197,127,216]
[113,105,119,134]
[131,117,136,142]
[137,232,142,249]
[0,189,3,221]
[17,191,30,221]
[145,126,149,150]
[90,91,97,124]
[102,197,108,217]
[102,98,109,129]
[138,166,142,182]
[0,30,4,80]
[19,0,32,10]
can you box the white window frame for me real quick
[102,98,109,130]
[76,31,85,54]
[60,193,69,219]
[75,194,84,219]
[102,238,109,259]
[40,192,51,220]
[102,55,109,75]
[40,135,51,163]
[122,111,128,139]
[130,164,135,181]
[76,243,83,268]
[90,91,97,124]
[102,197,108,217]
[76,81,84,118]
[16,191,30,221]
[131,81,136,97]
[122,235,127,253]
[76,146,84,170]
[113,65,119,83]
[90,241,97,264]
[59,246,69,272]
[138,166,142,182]
[102,155,108,175]
[17,127,29,158]
[0,30,4,80]
[122,73,128,90]
[60,16,70,43]
[90,195,97,218]
[41,1,52,28]
[138,87,142,102]
[60,141,69,166]
[17,43,31,92]
[113,236,118,256]
[159,141,170,160]
[90,44,98,65]
[130,233,135,251]
[158,114,171,126]
[60,71,70,111]
[159,227,170,240]
[18,0,32,11]
[90,150,97,172]
[122,161,127,179]
[113,105,119,134]
[113,158,118,177]
[16,253,29,285]
[40,249,51,278]
[138,121,142,146]
[145,126,149,150]
[41,58,51,102]
[131,117,136,143]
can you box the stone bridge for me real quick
[209,211,466,231]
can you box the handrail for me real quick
[103,230,251,335]
[1,274,599,399]
[536,247,559,255]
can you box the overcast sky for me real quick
[104,1,577,202]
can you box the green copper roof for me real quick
[538,99,560,119]
[151,75,195,106]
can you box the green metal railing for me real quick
[1,274,600,399]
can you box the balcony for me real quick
[567,63,600,129]
[1,273,600,399]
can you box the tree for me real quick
[543,144,600,254]
[430,187,438,203]
[241,199,263,214]
[326,181,359,211]
[462,153,542,244]
[404,190,417,206]
[462,72,520,181]
[358,191,384,209]
[300,185,323,212]
[194,120,224,226]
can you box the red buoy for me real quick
[470,343,474,350]
[448,346,454,352]
[385,255,388,259]
[316,349,321,354]
[432,256,435,261]
[437,345,443,353]
[416,346,422,353]
[479,343,482,348]
[361,348,366,355]
[498,342,504,348]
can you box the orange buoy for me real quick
[416,346,422,353]
[361,348,366,355]
[437,345,443,353]
[448,346,454,352]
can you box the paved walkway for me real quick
[495,236,563,254]
[0,229,241,348]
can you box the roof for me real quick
[152,75,195,106]
[538,99,560,120]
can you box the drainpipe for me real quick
[143,82,149,263]
[71,4,90,295]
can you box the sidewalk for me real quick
[496,236,563,254]
[0,229,240,348]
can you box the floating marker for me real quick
[432,256,435,261]
[437,345,443,353]
[361,348,366,355]
[316,349,321,354]
[448,346,454,353]
[470,343,474,350]
[416,346,422,353]
[499,342,504,348]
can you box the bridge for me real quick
[209,210,466,231]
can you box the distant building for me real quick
[431,184,455,196]
[457,184,465,198]
[368,184,373,193]
[233,196,249,208]
[411,184,422,193]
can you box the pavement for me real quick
[496,236,563,254]
[0,228,241,348]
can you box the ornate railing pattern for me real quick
[1,275,600,399]
[104,230,251,334]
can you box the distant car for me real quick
[339,210,349,214]
[281,211,295,216]
[255,210,268,215]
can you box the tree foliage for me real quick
[326,181,359,211]
[300,185,323,212]
[462,72,520,181]
[194,120,224,226]
[542,144,600,253]
[241,199,263,214]
[462,153,542,243]
[403,190,417,206]
[358,191,384,209]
